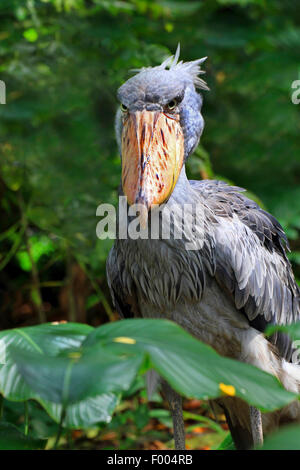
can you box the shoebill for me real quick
[107,46,300,449]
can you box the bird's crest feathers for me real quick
[131,44,209,91]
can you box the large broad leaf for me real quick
[83,319,297,412]
[9,345,143,404]
[0,322,93,400]
[260,424,300,450]
[0,320,296,414]
[0,422,47,450]
[42,394,119,429]
[0,323,120,427]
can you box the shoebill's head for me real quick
[115,45,208,211]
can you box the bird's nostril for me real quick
[145,93,160,103]
[145,103,162,112]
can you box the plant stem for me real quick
[0,224,25,271]
[82,263,115,322]
[67,430,74,450]
[66,247,77,322]
[53,407,66,450]
[18,194,46,323]
[24,401,29,435]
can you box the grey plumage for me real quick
[107,48,300,449]
[191,179,300,360]
[108,175,300,340]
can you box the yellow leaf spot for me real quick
[219,383,236,396]
[113,337,136,345]
[68,351,82,360]
[86,429,99,439]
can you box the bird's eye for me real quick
[120,103,128,113]
[167,99,177,110]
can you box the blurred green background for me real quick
[0,0,299,324]
[1,0,300,329]
[0,0,299,450]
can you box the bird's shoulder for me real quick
[190,178,289,258]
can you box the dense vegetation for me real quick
[0,0,299,450]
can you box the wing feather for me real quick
[191,180,300,360]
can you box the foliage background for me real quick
[0,0,299,450]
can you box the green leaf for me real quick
[0,320,296,416]
[23,28,38,42]
[0,323,93,401]
[10,345,143,404]
[42,393,119,428]
[83,319,296,411]
[0,323,120,425]
[214,432,235,450]
[16,234,55,271]
[0,422,47,450]
[260,424,300,450]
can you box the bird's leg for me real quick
[162,381,185,450]
[250,406,263,448]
